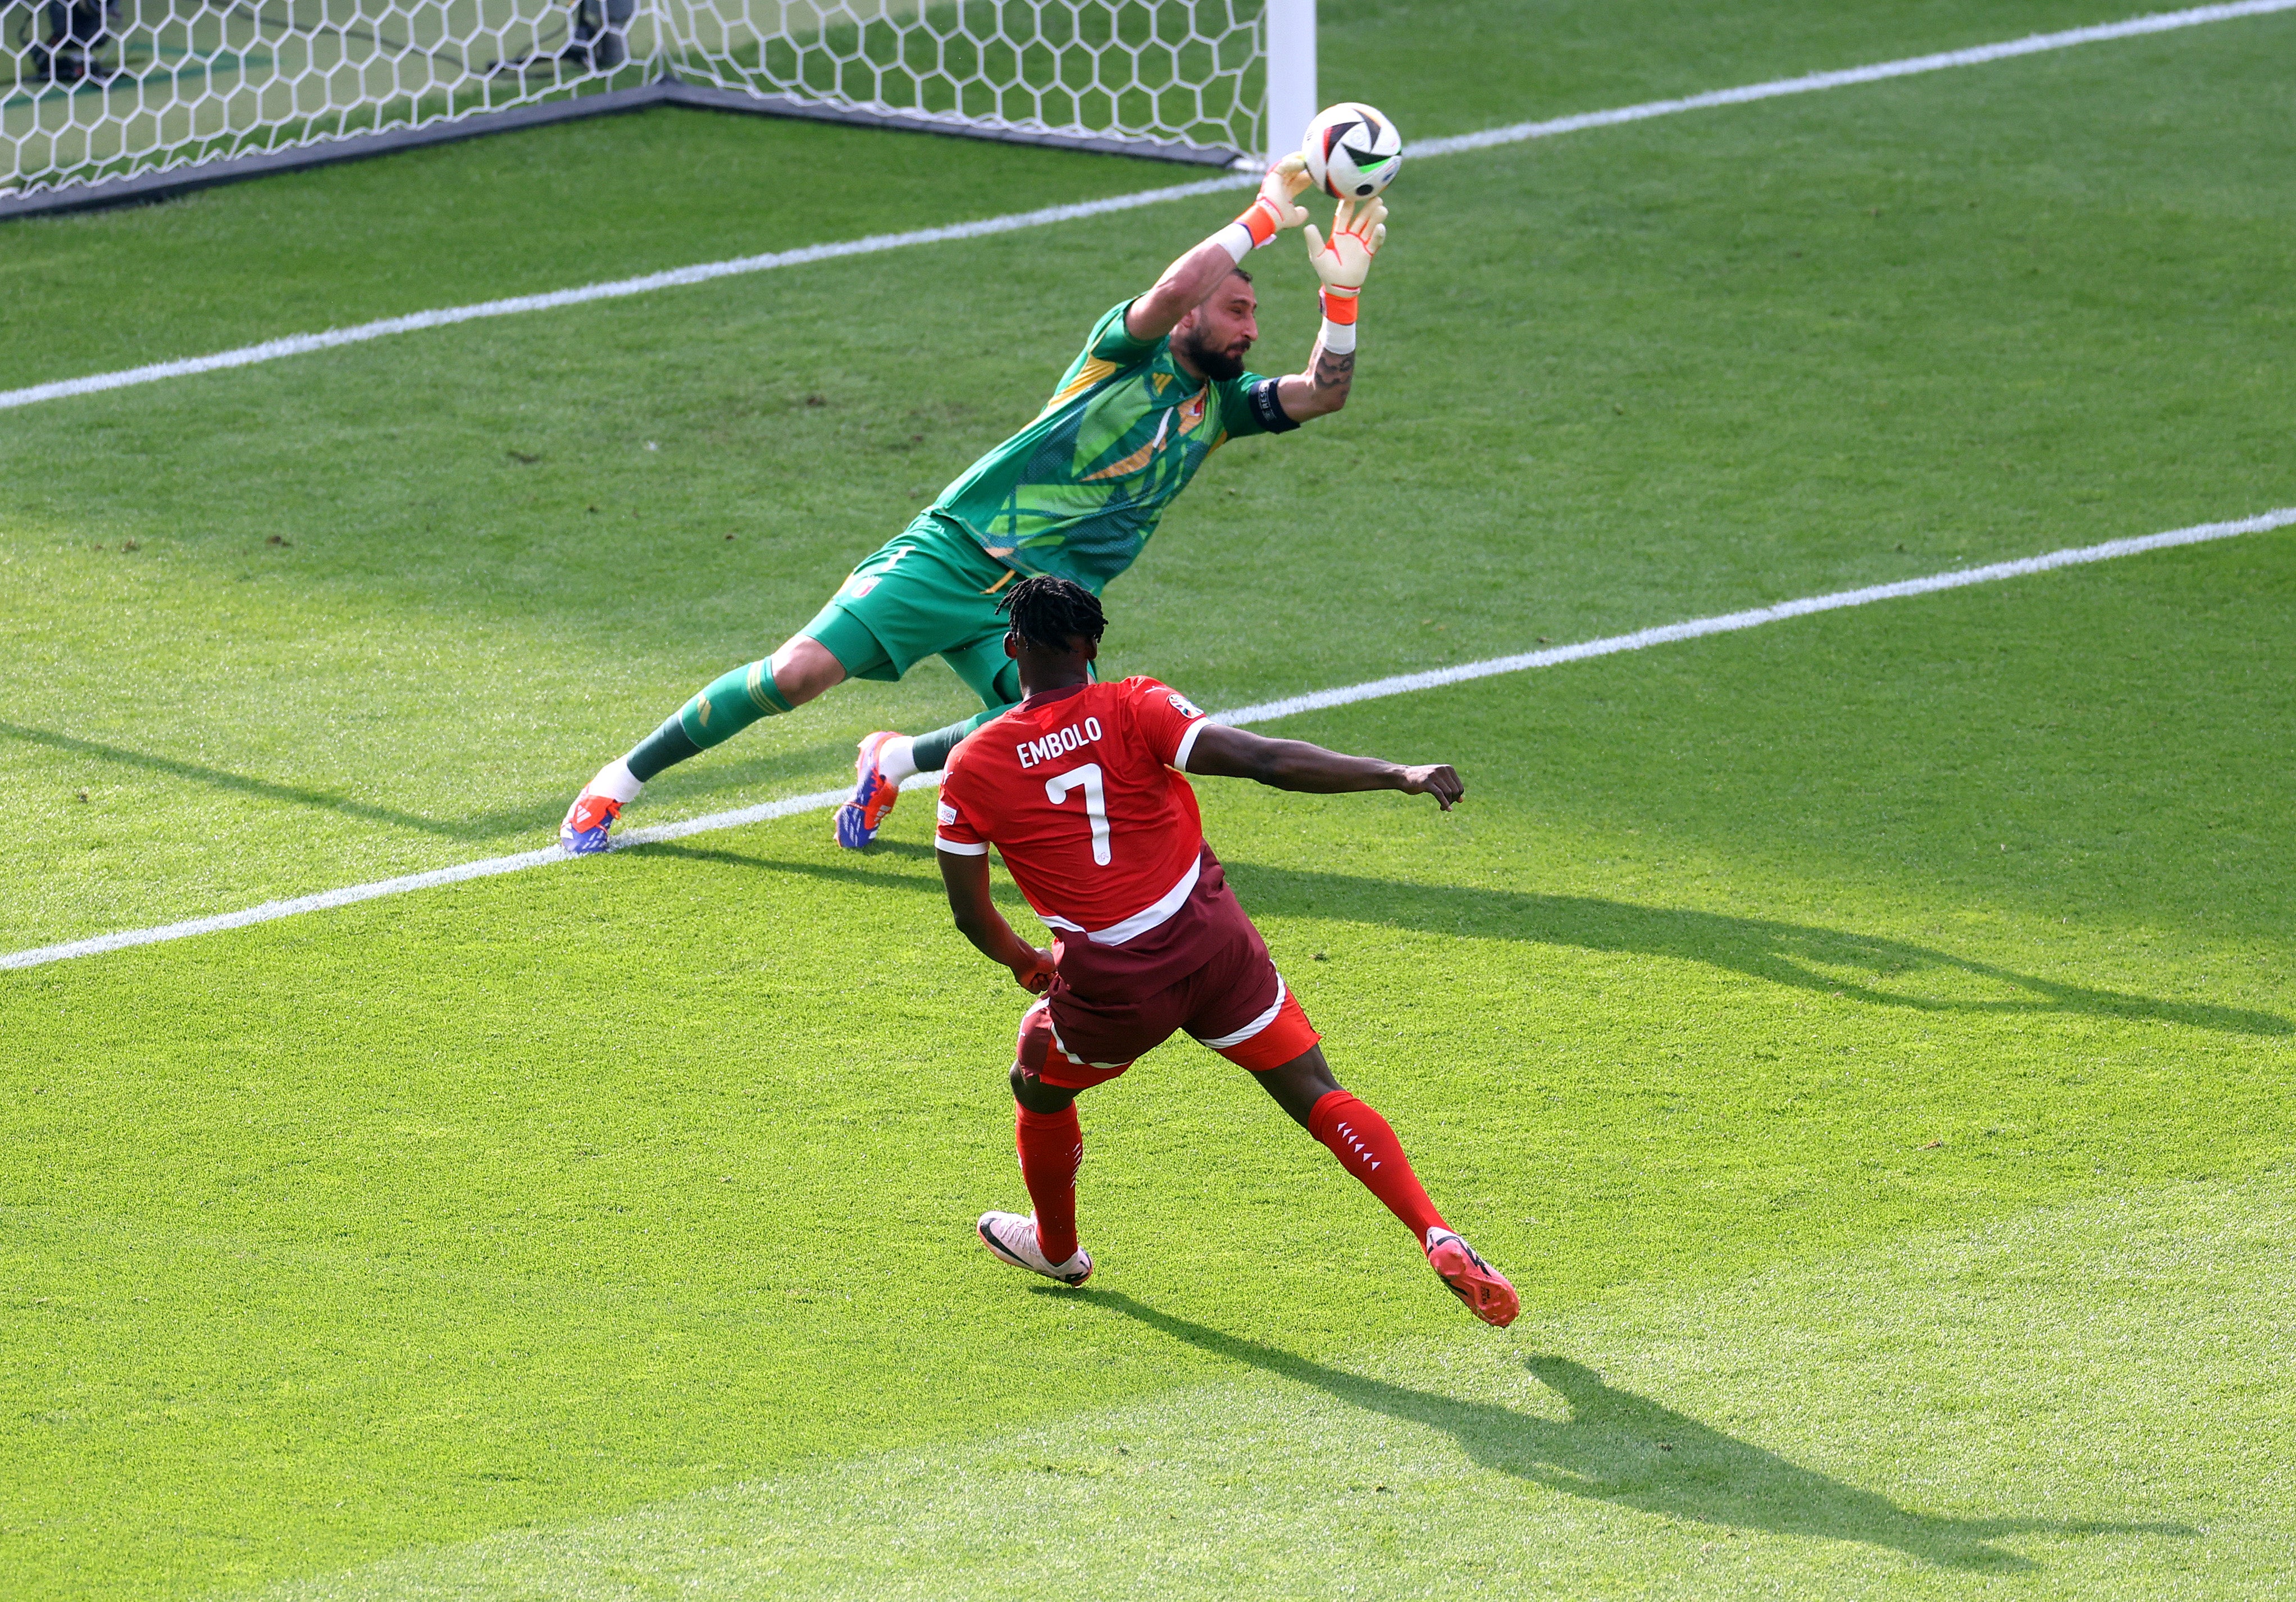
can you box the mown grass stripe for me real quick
[5,0,2292,415]
[4,506,2288,975]
[258,1175,2294,1601]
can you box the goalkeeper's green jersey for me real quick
[928,300,1297,592]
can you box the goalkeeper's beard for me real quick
[1174,325,1250,382]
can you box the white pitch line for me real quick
[6,0,2292,414]
[1410,0,2296,158]
[0,177,1251,412]
[4,506,2290,974]
[0,787,850,973]
[1209,507,2296,725]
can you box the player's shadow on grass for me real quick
[0,722,858,843]
[643,842,2287,1039]
[1082,1292,2188,1571]
[1225,864,2289,1039]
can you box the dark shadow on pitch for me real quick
[1079,1291,2189,1570]
[1,721,861,845]
[0,720,534,839]
[1221,862,2288,1038]
[636,838,941,880]
[636,838,1046,917]
[628,842,2285,1038]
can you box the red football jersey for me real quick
[936,677,1211,943]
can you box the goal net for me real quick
[3,0,1288,204]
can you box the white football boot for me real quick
[977,1210,1094,1286]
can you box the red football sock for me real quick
[1308,1089,1448,1244]
[1014,1103,1083,1263]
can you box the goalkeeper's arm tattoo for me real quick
[1274,336,1355,421]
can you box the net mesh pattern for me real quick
[3,0,1263,198]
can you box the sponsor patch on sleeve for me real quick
[1165,691,1204,719]
[937,801,959,825]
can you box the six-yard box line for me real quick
[3,0,2293,414]
[3,505,2291,974]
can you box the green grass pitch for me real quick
[3,1,2294,1595]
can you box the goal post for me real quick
[1,0,1317,216]
[1261,0,1315,162]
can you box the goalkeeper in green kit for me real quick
[560,158,1390,854]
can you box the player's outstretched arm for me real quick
[1275,194,1388,423]
[940,848,1056,994]
[1124,156,1310,344]
[1184,722,1460,810]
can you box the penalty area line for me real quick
[1210,506,2296,725]
[3,504,2289,974]
[0,787,845,974]
[1408,0,2296,158]
[6,0,2294,413]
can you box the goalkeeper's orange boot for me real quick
[1426,1228,1520,1327]
[559,791,622,855]
[833,731,903,850]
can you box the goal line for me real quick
[3,505,2289,975]
[6,0,2292,415]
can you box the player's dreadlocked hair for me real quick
[999,575,1106,653]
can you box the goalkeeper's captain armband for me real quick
[1217,194,1292,262]
[1245,377,1300,434]
[1319,285,1359,355]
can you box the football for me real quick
[1301,101,1404,199]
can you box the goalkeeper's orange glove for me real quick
[1222,154,1311,256]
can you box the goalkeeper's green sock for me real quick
[625,658,794,782]
[908,703,1014,774]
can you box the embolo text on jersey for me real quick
[936,678,1214,939]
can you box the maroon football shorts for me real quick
[1014,852,1322,1089]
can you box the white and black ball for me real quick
[1302,102,1403,199]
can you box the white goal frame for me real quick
[2,0,1316,217]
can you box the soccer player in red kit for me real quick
[935,576,1519,1327]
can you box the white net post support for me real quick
[1260,0,1313,161]
[3,0,1311,211]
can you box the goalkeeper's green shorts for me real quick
[800,513,1027,710]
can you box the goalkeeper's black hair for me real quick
[999,576,1106,653]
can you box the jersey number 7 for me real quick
[1045,764,1111,865]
